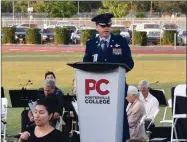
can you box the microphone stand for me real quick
[24,80,32,90]
[20,80,33,90]
[149,81,159,90]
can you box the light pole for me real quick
[12,0,14,24]
[150,1,153,17]
[78,1,79,15]
[131,1,132,18]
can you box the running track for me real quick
[2,45,186,54]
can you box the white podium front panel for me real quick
[75,67,126,142]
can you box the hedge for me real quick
[111,30,121,35]
[81,29,96,45]
[26,28,41,44]
[54,28,68,45]
[133,31,147,46]
[2,27,15,44]
[162,30,177,45]
[135,12,146,18]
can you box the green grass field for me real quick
[2,51,186,135]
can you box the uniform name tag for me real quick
[113,48,122,55]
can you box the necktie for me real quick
[100,40,108,51]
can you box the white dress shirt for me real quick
[99,34,111,47]
[139,92,159,119]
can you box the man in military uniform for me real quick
[83,13,134,141]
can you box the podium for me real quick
[67,62,128,142]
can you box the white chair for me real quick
[160,99,172,125]
[140,114,147,125]
[145,109,159,141]
[170,84,187,142]
[71,100,78,131]
[147,109,160,130]
[1,97,8,142]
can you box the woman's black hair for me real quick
[45,71,56,79]
[36,96,58,115]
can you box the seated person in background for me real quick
[28,79,64,124]
[126,86,146,140]
[19,97,69,142]
[138,80,159,130]
[1,91,7,132]
[39,71,64,96]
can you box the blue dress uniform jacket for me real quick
[83,34,134,72]
[83,34,134,141]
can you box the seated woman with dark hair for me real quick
[19,96,69,142]
[42,71,64,95]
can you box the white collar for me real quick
[144,93,152,101]
[99,34,111,43]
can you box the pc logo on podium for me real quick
[84,79,110,104]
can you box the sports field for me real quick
[2,49,186,135]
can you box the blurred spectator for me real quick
[43,71,64,95]
[126,86,146,140]
[138,80,159,132]
[138,80,159,119]
[1,87,7,132]
[28,79,64,127]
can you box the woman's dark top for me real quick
[26,126,69,142]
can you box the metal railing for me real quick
[2,17,186,28]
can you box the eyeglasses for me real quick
[98,23,111,28]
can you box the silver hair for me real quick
[128,93,140,97]
[138,80,150,89]
[44,79,56,89]
[127,86,140,97]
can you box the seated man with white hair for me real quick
[126,86,146,140]
[138,80,159,119]
[27,79,64,129]
[138,80,159,131]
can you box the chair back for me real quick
[174,84,186,97]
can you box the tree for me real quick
[31,1,45,13]
[98,1,130,17]
[44,2,77,18]
[14,1,28,13]
[1,1,12,13]
[79,1,102,12]
[133,1,150,12]
[176,1,187,15]
[154,1,187,15]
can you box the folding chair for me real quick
[1,97,8,142]
[170,84,187,142]
[145,109,160,141]
[56,116,65,131]
[71,99,78,131]
[147,109,160,130]
[160,99,172,125]
[139,114,147,126]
